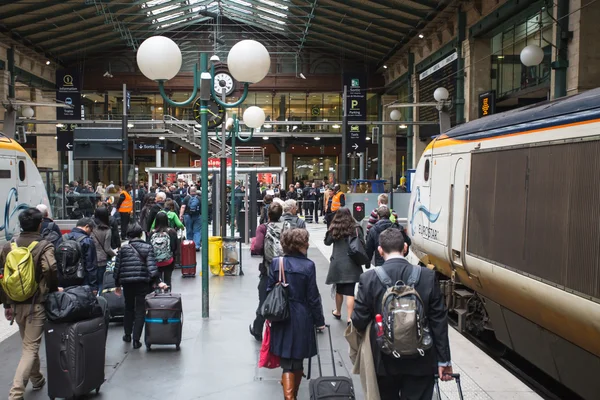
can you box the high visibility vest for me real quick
[118,191,133,213]
[331,191,343,212]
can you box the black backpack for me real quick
[41,222,62,248]
[55,234,87,282]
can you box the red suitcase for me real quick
[181,240,197,277]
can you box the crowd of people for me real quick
[250,192,453,399]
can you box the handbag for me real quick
[258,321,281,369]
[347,227,369,266]
[260,257,290,322]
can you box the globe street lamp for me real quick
[520,44,544,67]
[136,36,270,318]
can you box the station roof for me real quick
[0,0,451,68]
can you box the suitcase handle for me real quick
[310,324,336,379]
[434,373,463,400]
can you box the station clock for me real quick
[213,72,235,96]
[193,97,225,128]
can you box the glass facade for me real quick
[490,10,552,97]
[292,156,337,183]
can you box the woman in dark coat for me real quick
[267,228,325,400]
[324,207,365,322]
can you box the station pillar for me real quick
[381,95,397,187]
[34,89,60,170]
[463,37,492,122]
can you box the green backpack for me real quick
[0,241,39,302]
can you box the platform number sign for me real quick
[57,123,76,152]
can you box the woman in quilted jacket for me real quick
[149,212,178,290]
[114,223,167,349]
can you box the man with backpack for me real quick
[179,186,201,251]
[56,218,99,294]
[366,207,411,267]
[282,199,306,230]
[351,228,452,399]
[249,203,284,341]
[36,204,62,248]
[1,208,58,400]
[366,194,399,234]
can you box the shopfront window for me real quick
[293,156,337,182]
[491,10,552,97]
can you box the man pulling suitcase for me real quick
[0,208,59,400]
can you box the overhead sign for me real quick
[57,124,76,152]
[344,72,367,153]
[134,143,164,150]
[56,68,81,150]
[73,127,123,160]
[419,52,458,81]
[478,90,496,118]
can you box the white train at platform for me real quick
[409,87,600,400]
[0,133,50,246]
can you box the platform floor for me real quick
[0,223,541,400]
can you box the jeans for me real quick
[184,214,201,249]
[158,261,175,290]
[97,264,107,293]
[9,303,45,400]
[123,283,151,341]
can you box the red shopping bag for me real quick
[258,322,280,369]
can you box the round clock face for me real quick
[213,72,235,96]
[193,98,225,128]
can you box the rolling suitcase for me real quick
[100,269,125,321]
[45,315,107,400]
[144,291,183,350]
[434,374,464,400]
[308,325,355,399]
[180,240,196,277]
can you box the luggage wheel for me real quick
[96,386,101,393]
[146,344,152,351]
[176,344,180,351]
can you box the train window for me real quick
[18,160,25,181]
[0,170,10,179]
[424,159,430,181]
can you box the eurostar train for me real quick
[409,87,600,400]
[0,132,50,246]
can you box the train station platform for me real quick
[0,223,541,400]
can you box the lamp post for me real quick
[136,36,270,318]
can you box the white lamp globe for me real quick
[390,109,401,121]
[136,36,182,81]
[227,40,271,83]
[243,106,266,129]
[520,44,544,67]
[434,87,449,102]
[21,107,34,118]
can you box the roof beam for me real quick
[287,25,384,57]
[0,23,64,65]
[302,22,390,53]
[14,4,137,38]
[303,41,379,61]
[0,0,68,21]
[313,1,412,33]
[142,0,192,14]
[367,0,430,19]
[144,1,214,22]
[333,0,420,28]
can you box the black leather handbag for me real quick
[347,227,369,266]
[261,257,290,322]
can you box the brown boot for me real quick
[293,370,303,397]
[281,371,296,400]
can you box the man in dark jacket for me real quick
[366,207,395,267]
[114,223,166,349]
[366,194,399,233]
[282,199,307,229]
[1,208,58,400]
[59,218,98,293]
[146,191,166,233]
[352,228,453,399]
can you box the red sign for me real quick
[192,158,232,168]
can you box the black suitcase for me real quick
[100,270,125,321]
[45,315,107,400]
[434,373,464,400]
[144,291,183,350]
[309,325,356,399]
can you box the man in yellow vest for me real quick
[116,184,133,240]
[325,184,345,227]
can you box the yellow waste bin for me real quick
[208,236,223,276]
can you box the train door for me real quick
[449,156,466,266]
[428,153,451,249]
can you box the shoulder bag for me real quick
[347,227,369,266]
[260,257,290,322]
